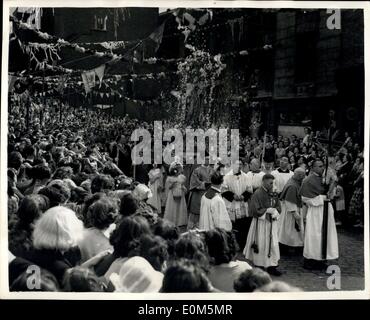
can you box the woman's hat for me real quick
[169,158,183,174]
[109,256,163,293]
[132,184,152,201]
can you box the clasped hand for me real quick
[233,194,244,201]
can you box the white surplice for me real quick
[244,213,280,268]
[301,195,339,260]
[278,200,304,247]
[199,189,232,231]
[223,171,253,221]
[271,169,294,194]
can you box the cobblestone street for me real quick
[254,228,365,292]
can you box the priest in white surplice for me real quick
[199,172,232,231]
[271,157,294,195]
[245,159,265,193]
[300,160,339,270]
[222,160,253,249]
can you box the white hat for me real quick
[109,256,163,293]
[132,184,152,201]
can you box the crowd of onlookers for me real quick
[7,103,364,292]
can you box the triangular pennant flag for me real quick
[148,22,165,52]
[100,92,104,98]
[182,29,191,43]
[133,45,144,64]
[198,12,209,26]
[8,75,17,92]
[184,13,196,31]
[94,64,106,88]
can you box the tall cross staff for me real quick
[321,123,332,260]
[260,131,267,170]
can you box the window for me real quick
[93,15,108,31]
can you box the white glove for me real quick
[271,209,279,220]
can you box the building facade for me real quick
[272,9,364,140]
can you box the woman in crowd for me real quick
[9,194,50,258]
[135,234,169,272]
[10,267,60,292]
[205,228,252,292]
[153,218,180,261]
[164,161,188,228]
[161,259,213,293]
[348,160,364,228]
[78,197,117,262]
[255,281,303,292]
[131,184,158,224]
[174,231,210,273]
[234,268,272,292]
[109,256,164,293]
[62,267,108,292]
[23,164,52,195]
[147,163,164,213]
[97,215,151,279]
[275,141,286,160]
[24,206,107,285]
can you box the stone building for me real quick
[272,9,364,140]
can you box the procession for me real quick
[5,7,365,293]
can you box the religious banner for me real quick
[81,70,96,93]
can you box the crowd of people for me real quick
[7,102,364,293]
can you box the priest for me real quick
[187,156,214,230]
[278,167,306,252]
[244,173,283,276]
[300,160,339,270]
[271,156,294,195]
[245,158,265,192]
[199,172,232,231]
[222,160,253,249]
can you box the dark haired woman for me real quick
[10,266,59,292]
[153,218,179,260]
[9,194,50,259]
[161,259,213,293]
[234,268,272,292]
[95,215,151,279]
[205,228,252,292]
[174,231,210,273]
[38,180,71,207]
[136,234,169,272]
[23,164,52,195]
[78,198,117,262]
[62,267,108,292]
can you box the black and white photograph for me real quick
[1,0,369,299]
